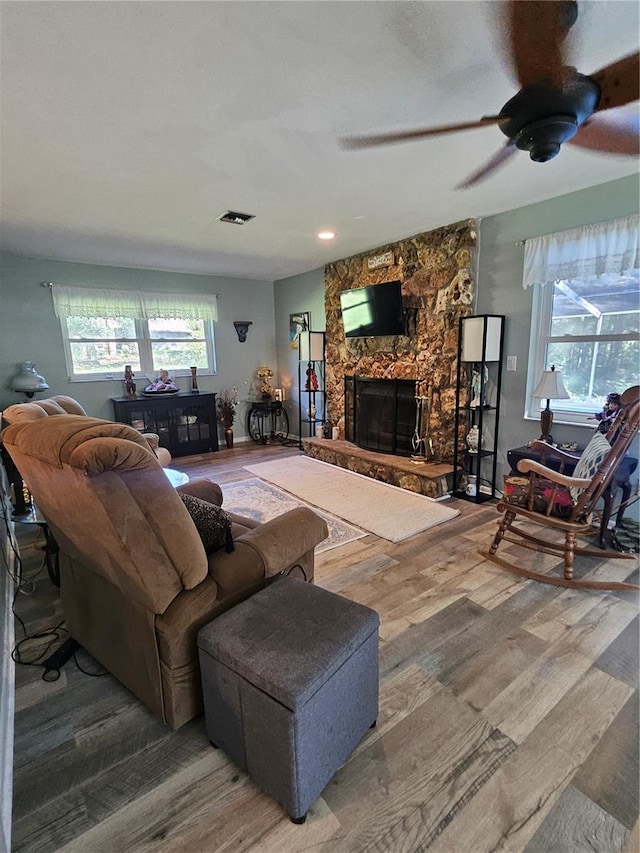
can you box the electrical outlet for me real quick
[506,356,517,372]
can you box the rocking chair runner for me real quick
[482,386,640,591]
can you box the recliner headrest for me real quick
[3,415,155,470]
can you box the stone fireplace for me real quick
[344,377,416,456]
[324,219,478,463]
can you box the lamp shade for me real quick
[11,362,50,398]
[532,365,569,400]
[299,331,324,362]
[461,316,502,362]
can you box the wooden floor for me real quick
[11,441,640,852]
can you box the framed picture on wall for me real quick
[289,312,310,350]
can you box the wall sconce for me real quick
[11,361,50,398]
[233,321,252,343]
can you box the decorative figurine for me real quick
[470,365,489,408]
[305,366,319,391]
[256,366,275,400]
[592,392,622,434]
[144,370,179,393]
[466,424,480,454]
[124,365,136,397]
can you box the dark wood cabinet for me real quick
[111,392,219,457]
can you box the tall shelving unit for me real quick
[452,315,505,503]
[298,330,326,448]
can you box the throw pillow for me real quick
[179,493,235,554]
[569,432,611,503]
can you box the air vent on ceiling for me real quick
[217,210,255,225]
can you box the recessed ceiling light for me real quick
[317,230,336,240]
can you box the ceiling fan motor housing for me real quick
[498,70,600,162]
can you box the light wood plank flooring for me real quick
[11,442,639,852]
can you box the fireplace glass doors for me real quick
[344,377,416,456]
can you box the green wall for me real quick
[476,174,640,469]
[273,268,326,436]
[0,255,275,442]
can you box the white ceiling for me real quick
[1,1,638,281]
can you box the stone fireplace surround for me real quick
[323,219,477,465]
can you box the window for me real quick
[52,286,218,381]
[525,215,639,425]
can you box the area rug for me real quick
[221,478,367,553]
[243,456,459,542]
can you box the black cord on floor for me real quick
[1,474,107,680]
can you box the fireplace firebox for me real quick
[344,376,416,456]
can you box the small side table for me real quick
[14,505,60,587]
[247,401,290,445]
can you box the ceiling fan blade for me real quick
[569,110,640,156]
[456,142,518,190]
[340,116,506,150]
[590,52,640,112]
[507,0,573,88]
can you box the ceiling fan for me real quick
[341,0,639,188]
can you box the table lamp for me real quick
[11,362,50,399]
[532,364,569,443]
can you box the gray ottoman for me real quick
[197,575,379,823]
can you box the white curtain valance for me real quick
[51,285,218,321]
[523,214,640,289]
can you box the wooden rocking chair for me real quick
[482,386,640,591]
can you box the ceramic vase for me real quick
[466,425,479,454]
[225,428,233,449]
[190,366,199,393]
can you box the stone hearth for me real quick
[303,438,453,499]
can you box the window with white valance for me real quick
[525,215,640,427]
[51,285,218,381]
[52,285,218,321]
[523,214,639,289]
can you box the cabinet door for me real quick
[171,400,216,454]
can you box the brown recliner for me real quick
[1,394,172,467]
[3,415,328,728]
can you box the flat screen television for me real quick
[340,280,405,338]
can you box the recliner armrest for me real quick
[208,507,328,597]
[176,477,223,506]
[141,432,171,467]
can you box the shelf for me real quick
[452,315,505,504]
[298,330,326,449]
[453,489,496,504]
